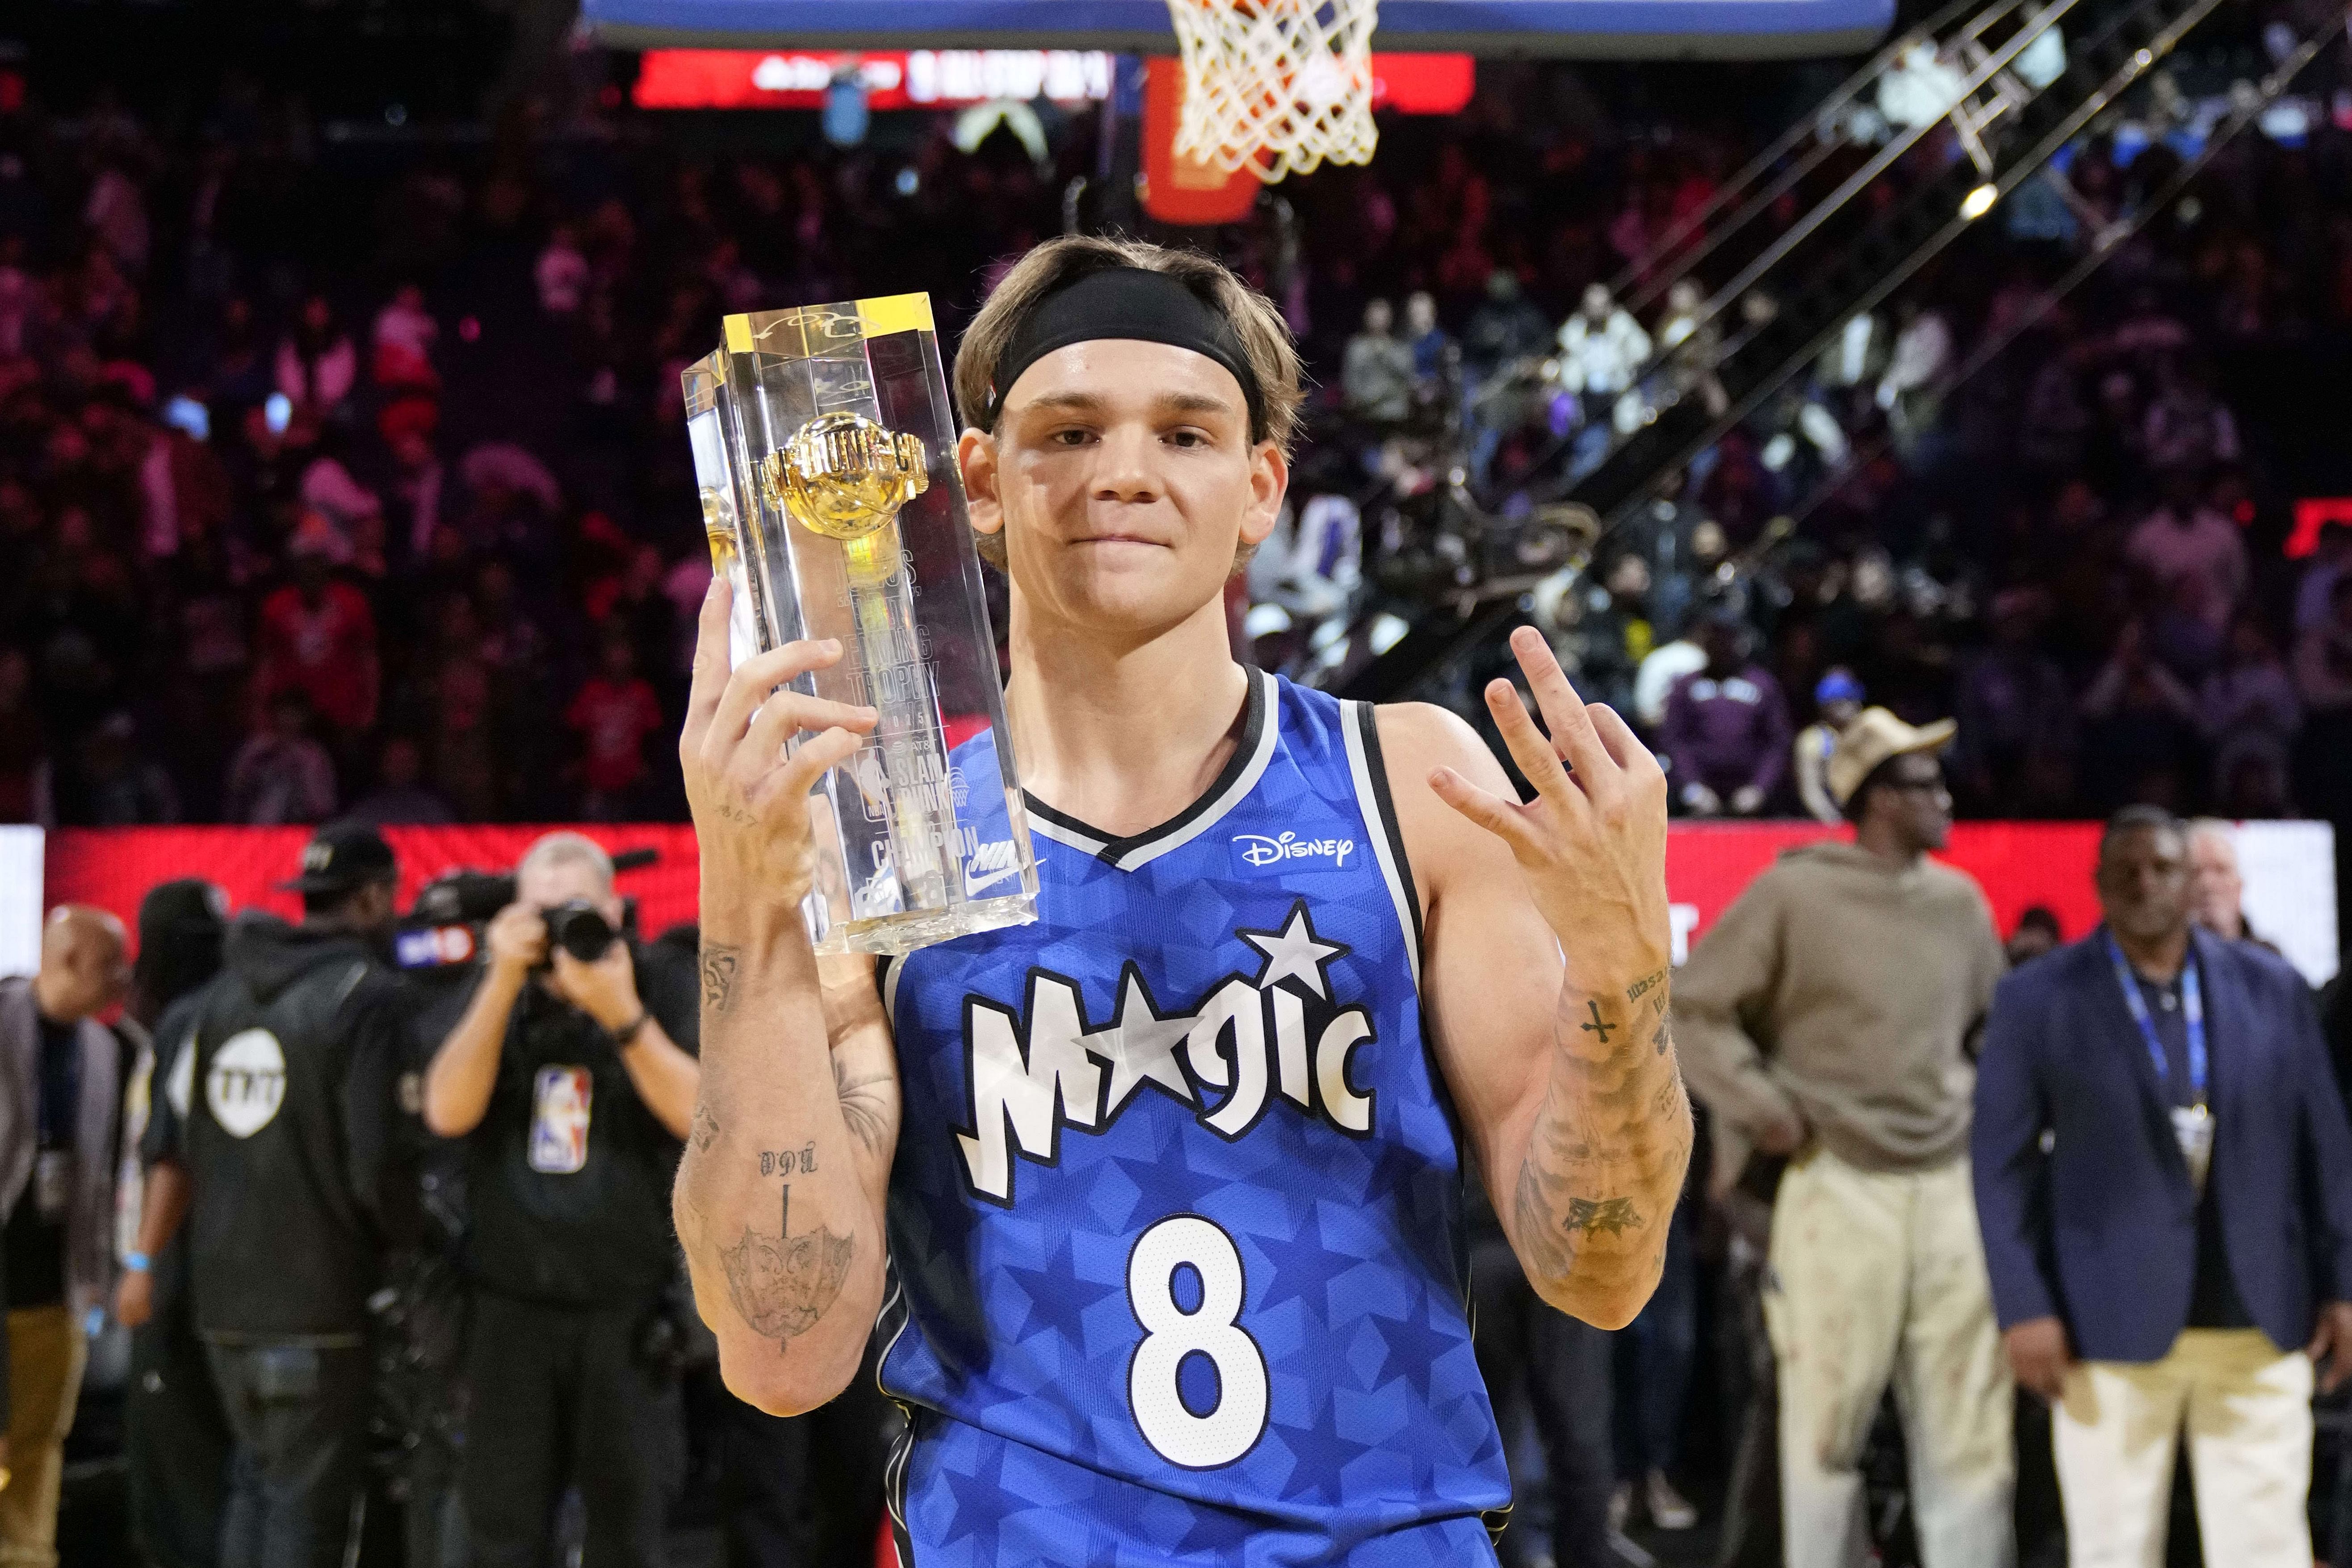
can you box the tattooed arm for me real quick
[671,582,901,1415]
[1380,629,1691,1329]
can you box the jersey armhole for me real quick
[1340,700,1425,993]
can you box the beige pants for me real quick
[1765,1149,2015,1568]
[2054,1328,2314,1568]
[0,1307,87,1568]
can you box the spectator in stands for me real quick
[222,689,338,826]
[1974,807,2352,1568]
[2126,474,2247,636]
[1953,587,2077,818]
[1659,611,1790,817]
[2200,616,2299,805]
[1464,268,1555,377]
[2294,520,2351,634]
[345,735,453,826]
[566,632,664,822]
[1793,667,1866,824]
[2080,620,2200,814]
[1876,298,1951,457]
[1555,282,1652,414]
[2142,360,2240,477]
[2293,575,2352,823]
[369,282,438,393]
[1402,290,1450,388]
[1340,299,1414,428]
[274,293,356,419]
[65,711,181,826]
[254,529,380,747]
[1678,710,2011,1568]
[0,907,128,1568]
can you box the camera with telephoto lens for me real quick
[541,900,617,964]
[394,848,657,971]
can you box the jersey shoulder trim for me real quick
[1339,700,1424,992]
[1022,667,1281,874]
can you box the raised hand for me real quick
[679,579,879,924]
[1427,625,1671,988]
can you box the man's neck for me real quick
[1851,818,1922,870]
[28,976,78,1027]
[2112,922,2191,982]
[1003,592,1252,839]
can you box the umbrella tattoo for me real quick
[720,1184,854,1353]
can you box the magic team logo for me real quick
[955,899,1376,1205]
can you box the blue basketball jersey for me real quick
[876,668,1510,1566]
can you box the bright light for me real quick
[1960,182,1998,220]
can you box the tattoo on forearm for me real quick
[834,1057,892,1155]
[760,1144,817,1177]
[1509,981,1697,1298]
[691,1102,721,1153]
[1564,1196,1643,1237]
[718,1183,855,1355]
[701,944,742,1014]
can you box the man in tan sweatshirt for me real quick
[1678,709,2012,1568]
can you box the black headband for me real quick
[980,267,1267,439]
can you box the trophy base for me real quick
[814,893,1039,957]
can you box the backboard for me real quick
[584,0,1892,62]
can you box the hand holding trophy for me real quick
[683,296,1037,954]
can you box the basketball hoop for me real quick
[1167,0,1380,183]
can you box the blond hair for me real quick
[953,235,1304,572]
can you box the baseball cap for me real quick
[138,878,228,945]
[1814,668,1865,707]
[279,822,398,894]
[1826,707,1958,808]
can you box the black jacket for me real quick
[168,914,399,1342]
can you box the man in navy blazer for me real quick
[1973,805,2352,1568]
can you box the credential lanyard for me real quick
[2104,931,2205,1109]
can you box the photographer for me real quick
[420,831,699,1568]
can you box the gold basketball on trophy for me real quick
[762,411,931,541]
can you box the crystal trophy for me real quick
[683,294,1037,955]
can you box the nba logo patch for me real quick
[529,1066,593,1174]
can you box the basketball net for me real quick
[1167,0,1380,183]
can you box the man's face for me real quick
[961,339,1284,642]
[2097,824,2191,943]
[518,857,622,926]
[41,921,127,1021]
[2186,830,2243,935]
[1871,752,1953,852]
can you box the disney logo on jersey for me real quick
[956,899,1376,1205]
[1229,830,1355,876]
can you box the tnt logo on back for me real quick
[1230,830,1355,877]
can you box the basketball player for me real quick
[674,238,1691,1562]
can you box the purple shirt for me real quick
[1660,664,1792,799]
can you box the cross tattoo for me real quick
[1579,999,1614,1044]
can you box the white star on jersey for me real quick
[1089,969,1198,1118]
[1241,904,1347,999]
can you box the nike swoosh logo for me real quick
[964,865,1024,894]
